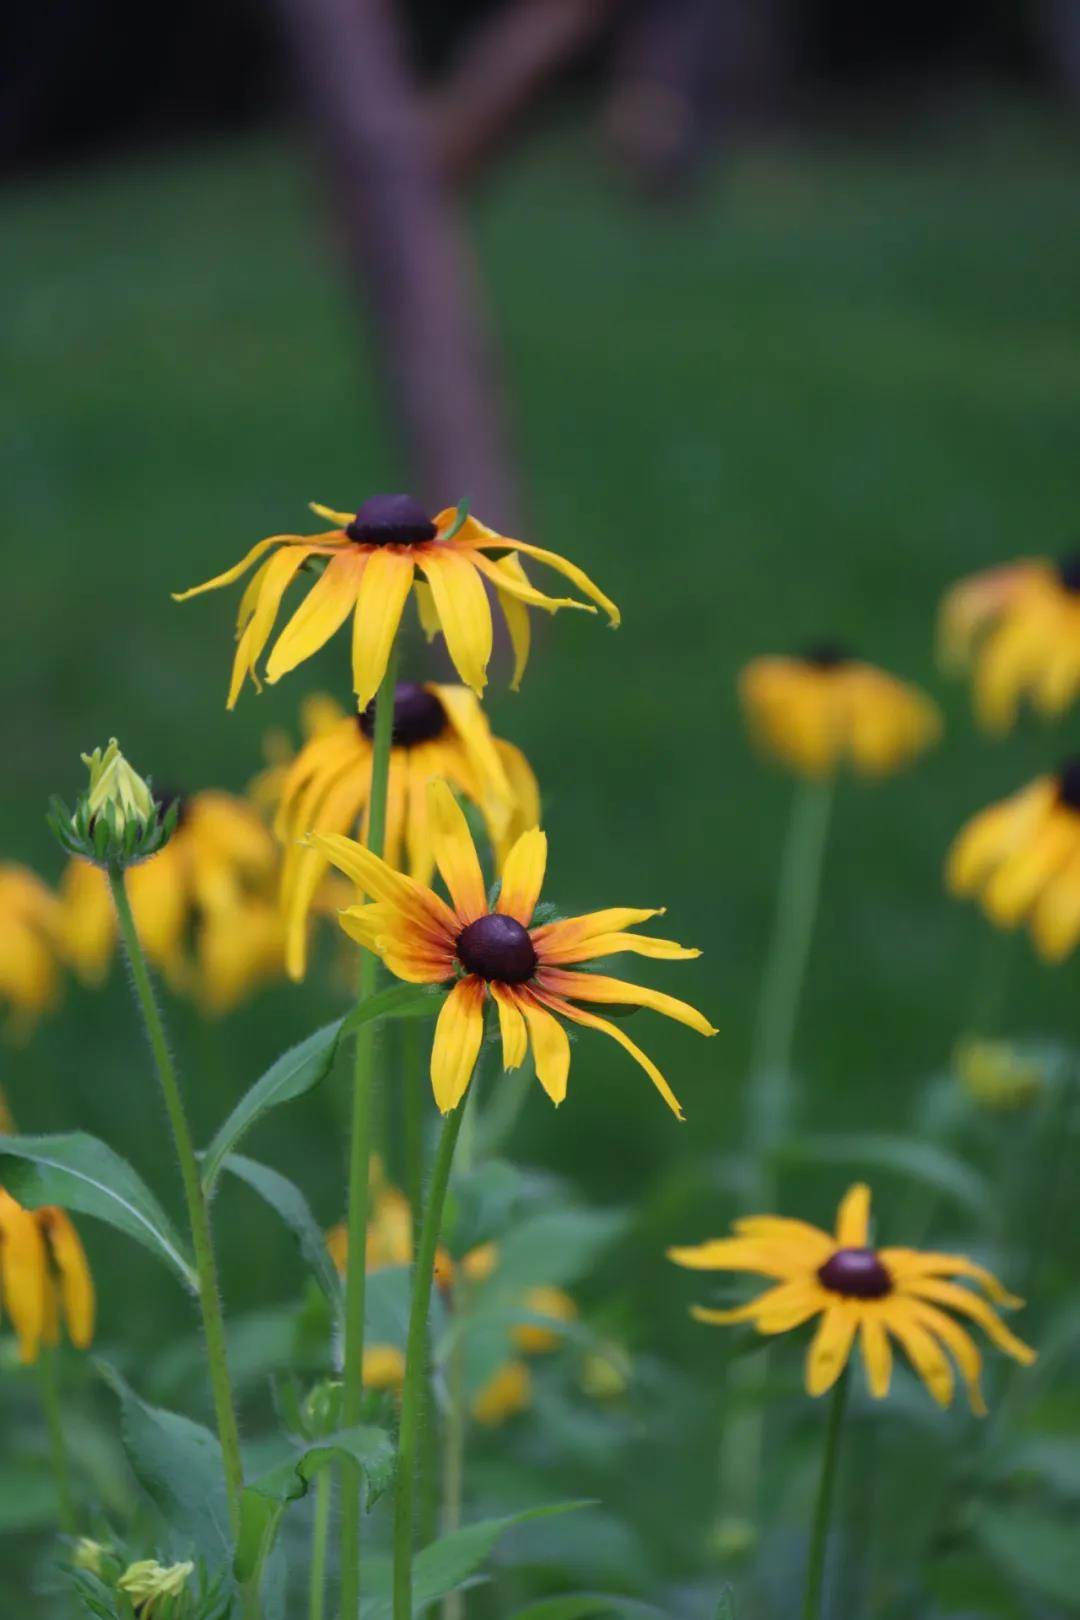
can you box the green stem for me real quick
[440,1323,468,1620]
[308,1466,333,1620]
[339,645,400,1620]
[37,1347,76,1534]
[394,1104,467,1620]
[403,1022,424,1256]
[107,867,246,1531]
[803,1370,849,1620]
[748,775,835,1196]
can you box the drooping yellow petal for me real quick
[667,1235,812,1276]
[311,832,458,941]
[490,983,528,1070]
[39,1208,95,1349]
[458,521,620,627]
[428,780,487,923]
[858,1313,892,1398]
[350,548,416,710]
[531,908,667,954]
[882,1249,1022,1307]
[429,976,486,1113]
[539,992,685,1119]
[883,1303,955,1408]
[228,545,321,707]
[538,969,717,1037]
[416,547,493,696]
[805,1302,859,1396]
[906,1300,987,1415]
[496,828,546,925]
[266,550,365,685]
[173,533,337,602]
[692,1278,825,1333]
[469,550,589,617]
[536,928,700,965]
[1030,852,1080,962]
[903,1278,1036,1365]
[946,780,1056,897]
[516,992,571,1105]
[491,555,534,688]
[0,1192,47,1363]
[414,579,441,641]
[834,1183,871,1247]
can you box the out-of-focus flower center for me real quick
[456,914,537,984]
[1057,756,1080,811]
[1057,552,1080,593]
[358,683,448,747]
[817,1246,892,1299]
[153,785,188,829]
[346,493,437,547]
[802,641,853,670]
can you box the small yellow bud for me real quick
[118,1559,194,1615]
[72,1537,108,1575]
[81,739,155,833]
[580,1341,632,1400]
[954,1037,1045,1112]
[512,1286,578,1355]
[471,1359,532,1426]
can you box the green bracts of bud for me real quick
[47,739,177,869]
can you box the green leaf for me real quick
[235,1426,395,1585]
[202,986,446,1193]
[492,1209,627,1292]
[776,1133,998,1229]
[0,1132,196,1289]
[508,1598,668,1619]
[1000,1435,1080,1501]
[971,1504,1080,1608]
[218,1154,343,1319]
[446,1160,536,1258]
[97,1361,231,1567]
[360,1501,591,1618]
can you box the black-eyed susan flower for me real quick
[939,553,1080,732]
[272,683,539,980]
[0,865,64,1039]
[947,759,1080,962]
[0,1191,94,1364]
[314,780,716,1117]
[173,493,619,710]
[740,646,941,777]
[471,1360,532,1427]
[59,788,285,1012]
[669,1183,1033,1412]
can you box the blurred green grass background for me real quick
[3,104,1080,1606]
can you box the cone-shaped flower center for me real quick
[358,683,448,747]
[1058,756,1080,811]
[1057,552,1080,593]
[818,1246,892,1298]
[456,914,537,983]
[802,641,853,669]
[346,493,437,546]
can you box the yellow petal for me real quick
[469,550,589,616]
[805,1302,858,1397]
[430,977,486,1113]
[460,523,620,627]
[490,983,528,1070]
[539,992,685,1118]
[882,1249,1021,1308]
[981,813,1079,927]
[946,780,1056,896]
[350,548,415,710]
[417,547,493,696]
[904,1278,1036,1366]
[668,1234,818,1279]
[494,556,534,688]
[496,828,546,925]
[537,928,700,965]
[0,1192,47,1363]
[517,993,571,1105]
[834,1183,871,1247]
[311,832,458,940]
[265,550,365,684]
[428,780,487,922]
[691,1279,824,1333]
[227,545,321,707]
[39,1208,95,1349]
[1030,852,1080,962]
[906,1300,987,1416]
[172,533,327,602]
[859,1313,892,1398]
[883,1303,955,1407]
[538,969,717,1037]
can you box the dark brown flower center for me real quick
[817,1246,892,1299]
[456,914,537,984]
[1057,552,1080,593]
[346,493,437,547]
[358,683,447,747]
[1058,757,1080,811]
[802,641,853,670]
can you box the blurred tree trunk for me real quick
[273,0,518,524]
[432,0,627,187]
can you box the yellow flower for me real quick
[273,683,540,980]
[739,647,941,778]
[117,1560,194,1615]
[59,789,285,1012]
[512,1285,578,1354]
[946,761,1080,961]
[953,1037,1045,1112]
[173,494,619,710]
[0,865,64,1039]
[362,1344,406,1391]
[80,739,155,834]
[248,692,346,815]
[669,1183,1034,1413]
[471,1359,532,1426]
[315,781,716,1118]
[938,555,1080,731]
[0,1191,94,1364]
[326,1159,452,1284]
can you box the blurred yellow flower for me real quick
[271,684,539,981]
[669,1183,1033,1413]
[939,555,1080,732]
[740,648,941,778]
[59,789,285,1013]
[0,865,64,1039]
[512,1285,578,1354]
[315,780,716,1118]
[118,1560,193,1615]
[953,1037,1045,1112]
[0,1191,94,1364]
[248,692,345,815]
[174,493,618,710]
[946,762,1080,961]
[326,1159,452,1286]
[362,1344,406,1391]
[471,1359,532,1426]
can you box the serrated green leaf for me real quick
[235,1425,395,1585]
[0,1133,196,1289]
[218,1154,343,1319]
[360,1501,591,1618]
[971,1504,1080,1607]
[776,1132,997,1229]
[97,1361,231,1568]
